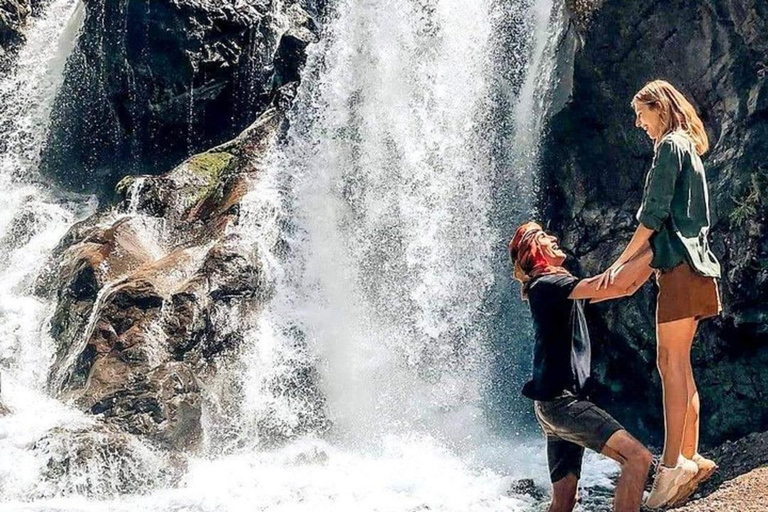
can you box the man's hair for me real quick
[508,221,569,299]
[631,79,709,156]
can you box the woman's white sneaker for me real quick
[645,456,699,509]
[668,454,719,506]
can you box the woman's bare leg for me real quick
[656,317,698,467]
[681,319,700,459]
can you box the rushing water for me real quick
[0,0,92,394]
[0,0,619,510]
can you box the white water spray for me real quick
[0,0,91,391]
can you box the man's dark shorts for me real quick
[534,395,624,483]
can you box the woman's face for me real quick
[634,101,666,142]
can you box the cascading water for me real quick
[0,0,620,510]
[0,0,90,405]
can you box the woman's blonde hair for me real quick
[631,80,709,155]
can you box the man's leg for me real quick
[550,474,579,512]
[537,398,650,511]
[602,430,654,512]
[546,436,583,512]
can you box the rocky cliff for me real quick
[0,0,43,65]
[0,0,29,52]
[41,0,319,194]
[542,0,768,446]
[27,0,325,470]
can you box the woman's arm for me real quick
[569,245,653,301]
[596,140,682,289]
[594,225,654,289]
[613,225,654,267]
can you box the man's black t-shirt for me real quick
[521,273,592,401]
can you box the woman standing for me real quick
[596,80,722,508]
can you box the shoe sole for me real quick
[667,464,718,507]
[645,468,699,509]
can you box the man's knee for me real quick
[623,440,653,472]
[631,445,654,470]
[604,430,653,470]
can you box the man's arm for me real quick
[595,225,654,290]
[568,246,653,301]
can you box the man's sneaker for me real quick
[667,454,718,506]
[644,456,698,509]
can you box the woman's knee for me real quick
[656,344,687,377]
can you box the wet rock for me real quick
[32,423,183,498]
[507,478,546,500]
[87,362,202,450]
[541,0,768,446]
[45,84,327,450]
[42,0,318,195]
[0,0,30,55]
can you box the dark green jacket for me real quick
[636,131,721,277]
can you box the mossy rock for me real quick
[185,151,236,206]
[187,152,234,185]
[115,175,136,195]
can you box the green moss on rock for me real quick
[115,175,135,195]
[185,151,235,205]
[187,152,234,184]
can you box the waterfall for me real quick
[244,0,503,445]
[0,0,92,391]
[0,0,620,510]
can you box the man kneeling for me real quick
[509,222,653,512]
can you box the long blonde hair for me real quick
[631,80,709,156]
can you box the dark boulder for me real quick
[42,0,318,195]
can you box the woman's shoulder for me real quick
[658,130,695,154]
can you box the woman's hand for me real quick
[595,262,623,290]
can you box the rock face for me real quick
[678,467,768,512]
[0,0,38,63]
[678,430,768,510]
[39,85,329,450]
[42,0,318,194]
[539,0,768,446]
[0,0,28,44]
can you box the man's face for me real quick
[537,232,567,266]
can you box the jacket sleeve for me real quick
[636,139,682,231]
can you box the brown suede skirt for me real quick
[655,262,722,324]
